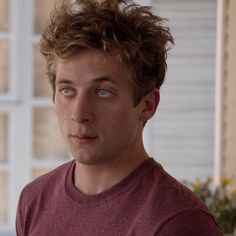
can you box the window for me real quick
[0,1,69,234]
[0,0,11,231]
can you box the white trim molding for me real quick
[214,0,225,186]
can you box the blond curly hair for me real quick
[40,0,174,105]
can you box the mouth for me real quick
[70,134,98,144]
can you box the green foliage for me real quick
[184,177,236,234]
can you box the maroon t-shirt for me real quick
[16,158,223,235]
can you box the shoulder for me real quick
[150,160,209,211]
[156,208,223,235]
[19,160,74,203]
[16,160,74,234]
[144,160,223,234]
[148,160,204,208]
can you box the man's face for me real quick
[54,49,145,165]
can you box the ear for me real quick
[139,89,160,122]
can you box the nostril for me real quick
[71,113,94,123]
[68,94,94,123]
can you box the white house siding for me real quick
[144,0,217,181]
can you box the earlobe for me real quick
[139,89,160,122]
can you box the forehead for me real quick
[55,49,132,86]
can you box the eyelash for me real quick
[97,88,111,97]
[59,87,75,97]
[58,87,113,98]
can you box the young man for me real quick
[16,0,223,235]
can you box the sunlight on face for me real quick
[54,49,145,166]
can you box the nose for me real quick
[70,93,94,124]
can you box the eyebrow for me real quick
[56,76,117,86]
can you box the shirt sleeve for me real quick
[156,209,224,236]
[15,191,25,236]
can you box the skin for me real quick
[55,49,159,195]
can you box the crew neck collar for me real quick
[65,158,156,206]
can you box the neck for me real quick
[73,143,149,195]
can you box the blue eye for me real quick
[97,89,111,97]
[61,87,74,96]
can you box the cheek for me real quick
[56,118,68,138]
[107,108,139,132]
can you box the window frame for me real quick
[0,0,65,234]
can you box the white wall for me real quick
[144,0,217,181]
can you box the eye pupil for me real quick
[99,89,107,95]
[65,88,70,93]
[61,87,73,96]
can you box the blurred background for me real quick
[0,0,235,235]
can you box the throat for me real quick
[73,155,149,195]
[73,164,119,195]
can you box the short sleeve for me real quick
[156,209,224,236]
[15,190,25,236]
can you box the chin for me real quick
[73,154,105,166]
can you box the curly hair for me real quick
[40,0,174,105]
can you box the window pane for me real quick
[34,0,56,34]
[0,171,8,223]
[0,0,9,31]
[33,107,68,160]
[33,44,52,97]
[0,40,9,93]
[0,113,8,163]
[32,167,53,179]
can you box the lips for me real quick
[70,134,98,144]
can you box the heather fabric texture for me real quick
[16,158,223,235]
